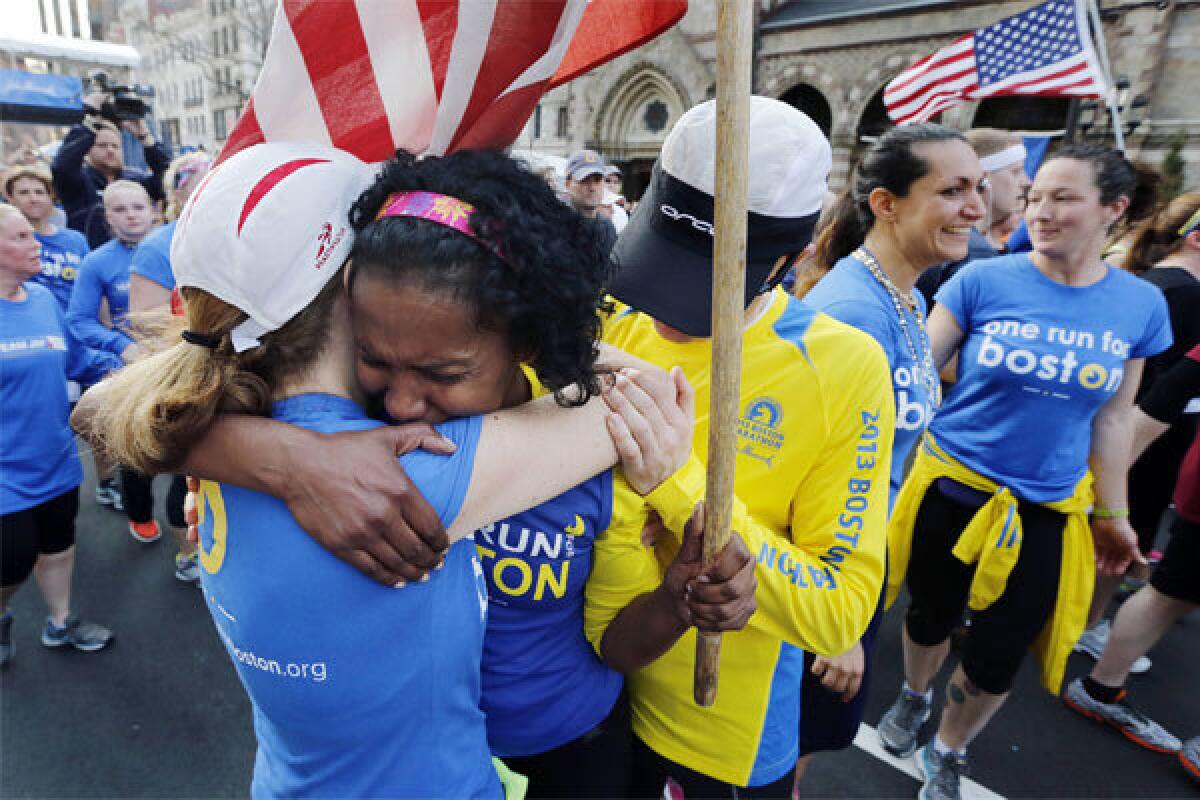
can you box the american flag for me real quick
[218,0,686,164]
[884,0,1106,126]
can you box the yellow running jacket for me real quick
[585,289,894,786]
[886,435,1095,694]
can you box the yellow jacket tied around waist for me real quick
[886,436,1095,694]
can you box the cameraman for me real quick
[51,89,168,249]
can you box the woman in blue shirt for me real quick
[3,166,90,312]
[0,205,121,667]
[85,143,703,798]
[799,123,986,785]
[66,180,162,542]
[880,145,1172,800]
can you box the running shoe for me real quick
[1180,737,1200,783]
[174,552,201,583]
[1073,619,1151,674]
[0,613,12,668]
[94,477,123,511]
[916,742,967,800]
[878,688,932,757]
[129,519,162,544]
[1062,677,1181,752]
[41,615,113,652]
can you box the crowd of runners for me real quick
[1,89,1197,800]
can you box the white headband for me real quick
[978,144,1027,173]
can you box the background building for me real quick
[519,0,1200,196]
[5,0,1196,193]
[0,0,139,160]
[117,0,275,153]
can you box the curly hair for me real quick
[348,149,613,406]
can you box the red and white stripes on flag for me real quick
[218,0,686,164]
[884,0,1107,126]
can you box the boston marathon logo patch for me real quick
[737,396,784,468]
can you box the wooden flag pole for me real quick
[694,0,753,708]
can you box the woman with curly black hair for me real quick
[346,149,612,404]
[340,149,685,796]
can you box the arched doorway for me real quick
[857,86,892,141]
[593,65,689,200]
[845,86,896,174]
[779,82,832,138]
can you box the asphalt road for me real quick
[3,450,1197,798]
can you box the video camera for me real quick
[86,70,154,122]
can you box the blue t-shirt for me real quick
[195,394,501,800]
[477,469,624,757]
[805,255,937,506]
[933,255,1172,502]
[1,284,120,514]
[66,237,138,356]
[130,221,176,290]
[33,227,89,311]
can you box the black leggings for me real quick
[120,468,155,524]
[166,474,188,529]
[904,478,1065,695]
[1,487,79,587]
[1129,417,1196,552]
[629,736,793,799]
[1151,515,1200,606]
[502,691,631,799]
[799,602,883,756]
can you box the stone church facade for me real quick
[518,0,1199,198]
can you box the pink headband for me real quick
[375,190,512,268]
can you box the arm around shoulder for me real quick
[448,390,617,539]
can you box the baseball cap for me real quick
[609,96,831,337]
[171,141,376,351]
[566,149,606,181]
[605,164,622,177]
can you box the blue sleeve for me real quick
[818,300,896,364]
[67,230,91,258]
[934,262,978,331]
[396,414,483,528]
[1007,219,1032,253]
[56,302,120,385]
[130,239,174,289]
[67,255,132,355]
[1133,285,1173,359]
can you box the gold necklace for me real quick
[855,247,942,409]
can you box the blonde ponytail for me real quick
[92,269,345,474]
[92,291,269,473]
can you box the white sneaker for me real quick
[1074,619,1151,674]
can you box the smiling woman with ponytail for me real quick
[91,275,344,475]
[793,123,987,783]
